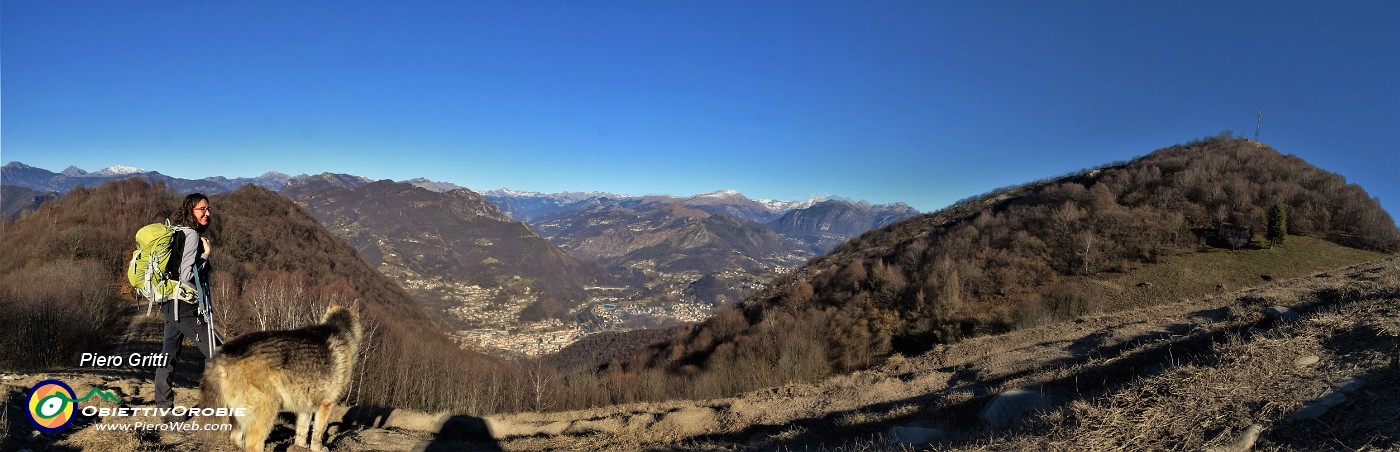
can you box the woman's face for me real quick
[192,199,212,227]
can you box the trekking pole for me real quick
[192,266,218,356]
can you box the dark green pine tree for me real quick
[1267,203,1288,246]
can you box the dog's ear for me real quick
[349,299,362,314]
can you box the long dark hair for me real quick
[174,193,210,231]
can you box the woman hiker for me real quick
[153,193,222,414]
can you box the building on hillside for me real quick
[1217,223,1253,249]
[1194,223,1253,249]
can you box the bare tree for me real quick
[1075,231,1098,275]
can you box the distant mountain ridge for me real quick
[480,188,631,222]
[768,199,921,254]
[404,177,466,193]
[534,197,811,272]
[5,162,917,227]
[482,188,842,224]
[680,189,790,224]
[3,161,309,194]
[529,197,812,315]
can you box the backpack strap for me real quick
[165,225,188,281]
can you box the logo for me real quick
[26,379,123,433]
[27,380,76,432]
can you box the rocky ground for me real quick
[5,257,1396,451]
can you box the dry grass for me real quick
[964,262,1400,451]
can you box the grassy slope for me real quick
[1075,235,1386,312]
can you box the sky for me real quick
[3,0,1397,215]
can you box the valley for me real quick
[274,176,901,357]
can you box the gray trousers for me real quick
[153,300,219,407]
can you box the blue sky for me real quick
[3,0,1397,215]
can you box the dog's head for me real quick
[322,300,363,340]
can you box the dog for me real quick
[200,301,362,452]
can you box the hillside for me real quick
[280,179,606,356]
[0,185,59,219]
[588,138,1399,404]
[12,254,1395,451]
[0,180,548,416]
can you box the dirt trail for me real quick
[5,257,1397,451]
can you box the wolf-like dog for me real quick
[200,302,362,452]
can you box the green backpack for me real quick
[127,220,192,314]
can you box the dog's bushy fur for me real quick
[200,302,362,452]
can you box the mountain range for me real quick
[483,188,917,255]
[481,188,831,225]
[1,161,289,194]
[532,196,813,310]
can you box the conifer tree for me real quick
[1267,203,1288,246]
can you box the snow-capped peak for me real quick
[485,187,541,197]
[756,196,827,213]
[94,165,147,176]
[695,189,745,199]
[484,188,627,201]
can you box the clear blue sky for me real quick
[3,0,1397,215]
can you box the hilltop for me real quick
[566,138,1399,405]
